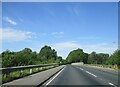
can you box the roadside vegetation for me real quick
[1,45,66,68]
[1,45,66,83]
[1,45,119,83]
[66,48,120,69]
[2,45,119,69]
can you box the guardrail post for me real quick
[30,69,32,74]
[21,70,23,73]
[5,71,10,78]
[20,70,23,76]
[36,68,38,71]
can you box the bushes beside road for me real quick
[1,45,65,68]
[66,48,120,69]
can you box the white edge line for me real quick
[45,66,65,86]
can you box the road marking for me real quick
[80,68,84,71]
[76,67,84,71]
[85,71,97,77]
[45,66,65,86]
[108,82,117,87]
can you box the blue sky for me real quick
[1,2,118,58]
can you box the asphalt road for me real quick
[44,65,118,87]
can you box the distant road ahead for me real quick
[45,65,118,87]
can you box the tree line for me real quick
[1,45,120,68]
[1,45,66,68]
[66,48,120,67]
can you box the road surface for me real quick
[44,65,118,87]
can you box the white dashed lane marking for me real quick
[85,71,97,77]
[77,66,118,87]
[79,68,84,70]
[108,82,117,87]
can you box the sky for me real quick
[1,2,118,59]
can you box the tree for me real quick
[2,48,38,67]
[2,46,64,68]
[56,56,63,64]
[83,53,89,64]
[88,52,109,64]
[2,50,15,67]
[2,45,119,68]
[87,52,97,64]
[97,53,109,64]
[22,48,32,54]
[66,48,85,63]
[38,45,60,63]
[107,49,120,66]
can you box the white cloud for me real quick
[51,41,117,59]
[51,41,81,58]
[52,41,80,50]
[51,32,64,35]
[40,32,64,38]
[51,32,64,38]
[40,32,64,36]
[78,36,99,40]
[3,17,17,25]
[82,43,117,54]
[0,28,35,41]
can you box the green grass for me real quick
[85,64,118,71]
[2,65,58,84]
